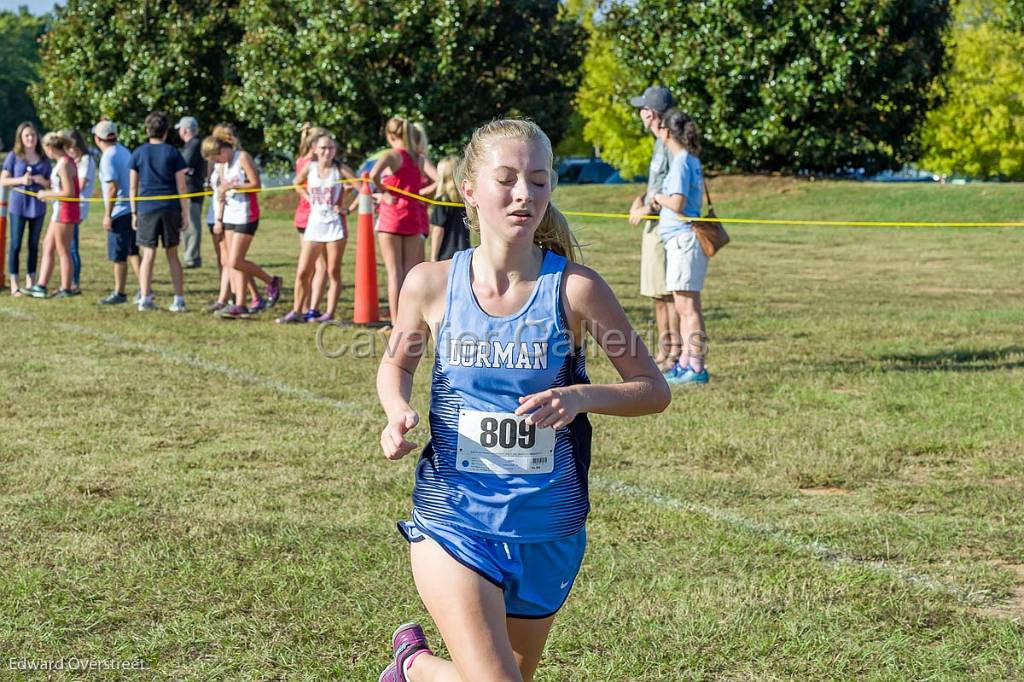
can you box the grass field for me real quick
[1,177,1022,680]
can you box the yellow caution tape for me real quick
[15,177,1022,228]
[10,177,363,203]
[381,184,1024,229]
[381,183,464,208]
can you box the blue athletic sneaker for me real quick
[666,366,709,385]
[663,363,684,379]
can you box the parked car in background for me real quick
[603,170,648,185]
[557,157,617,185]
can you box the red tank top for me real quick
[56,155,81,225]
[377,149,427,236]
[294,155,311,228]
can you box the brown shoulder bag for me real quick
[692,180,729,257]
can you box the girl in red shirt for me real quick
[27,132,80,298]
[369,117,438,322]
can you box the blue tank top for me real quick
[413,248,592,542]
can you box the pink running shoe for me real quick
[218,304,251,320]
[265,275,282,307]
[379,623,432,682]
[276,310,303,324]
[313,312,334,323]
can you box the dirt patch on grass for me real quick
[798,486,851,496]
[914,286,1003,296]
[976,563,1024,620]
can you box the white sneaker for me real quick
[168,300,186,313]
[138,298,156,311]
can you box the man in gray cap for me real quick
[93,119,140,305]
[176,115,205,268]
[628,86,681,372]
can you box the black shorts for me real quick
[136,209,182,248]
[107,214,138,262]
[226,220,259,236]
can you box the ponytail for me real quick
[411,122,429,156]
[534,203,580,263]
[386,116,416,153]
[661,108,702,156]
[212,123,240,150]
[41,131,71,153]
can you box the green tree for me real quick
[919,0,1024,179]
[586,0,950,174]
[0,8,47,148]
[226,0,586,161]
[32,0,243,147]
[576,25,651,177]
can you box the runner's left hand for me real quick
[515,388,582,429]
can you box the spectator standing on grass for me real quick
[651,109,710,385]
[177,116,205,269]
[427,155,470,261]
[369,116,438,323]
[277,130,354,324]
[202,124,234,283]
[628,86,682,373]
[1,122,52,296]
[25,132,79,299]
[292,123,329,320]
[201,125,265,315]
[64,128,97,294]
[211,127,282,320]
[130,110,190,312]
[94,120,140,305]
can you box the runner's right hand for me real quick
[381,410,419,460]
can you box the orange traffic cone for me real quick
[353,173,380,325]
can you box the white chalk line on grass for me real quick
[592,477,995,607]
[1,306,995,607]
[0,306,375,418]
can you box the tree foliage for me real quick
[585,0,951,174]
[0,8,47,148]
[576,25,651,177]
[32,0,243,147]
[919,0,1024,179]
[225,0,586,161]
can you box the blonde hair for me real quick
[412,122,429,156]
[385,116,416,153]
[211,123,239,150]
[458,119,580,262]
[41,131,71,153]
[299,126,330,159]
[201,135,232,160]
[435,156,460,202]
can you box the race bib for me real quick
[456,410,555,475]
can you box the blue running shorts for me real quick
[398,513,587,619]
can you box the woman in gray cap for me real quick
[628,86,681,372]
